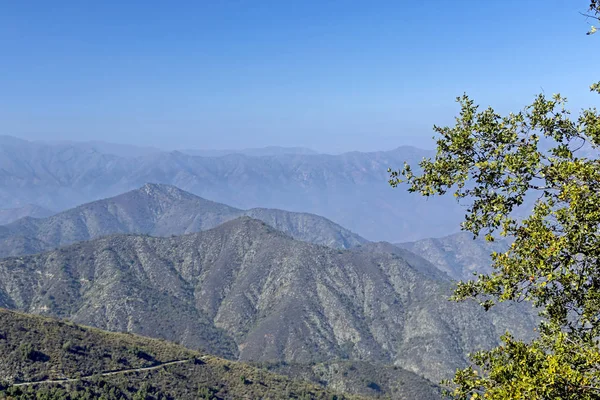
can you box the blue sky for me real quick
[0,0,598,153]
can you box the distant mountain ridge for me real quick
[0,136,460,241]
[0,217,537,383]
[0,135,321,158]
[0,135,162,158]
[0,183,367,258]
[180,145,319,157]
[397,232,511,281]
[0,204,54,225]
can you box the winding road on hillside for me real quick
[12,357,206,387]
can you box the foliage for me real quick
[585,0,600,34]
[389,77,600,396]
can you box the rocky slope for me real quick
[396,232,511,281]
[0,218,536,383]
[0,308,360,399]
[0,183,366,257]
[254,360,441,400]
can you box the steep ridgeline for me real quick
[0,183,367,258]
[0,136,461,241]
[396,232,512,281]
[0,309,361,400]
[0,205,53,226]
[0,218,537,384]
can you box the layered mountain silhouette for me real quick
[0,204,53,225]
[0,183,367,258]
[0,217,537,383]
[0,136,462,241]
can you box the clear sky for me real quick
[1,0,598,153]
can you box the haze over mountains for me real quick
[3,0,578,396]
[0,183,367,258]
[8,136,321,159]
[0,135,460,242]
[0,136,535,399]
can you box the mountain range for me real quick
[0,137,540,398]
[3,136,320,159]
[180,146,319,157]
[0,183,367,258]
[1,184,507,283]
[0,135,461,242]
[0,217,537,385]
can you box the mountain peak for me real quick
[0,185,366,257]
[140,182,186,197]
[131,184,239,211]
[210,216,280,237]
[231,215,270,227]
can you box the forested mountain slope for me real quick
[0,308,361,400]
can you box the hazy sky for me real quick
[1,0,598,153]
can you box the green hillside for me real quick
[0,308,361,400]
